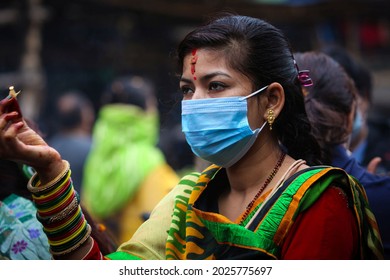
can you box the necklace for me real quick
[240,152,286,224]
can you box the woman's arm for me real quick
[0,90,101,259]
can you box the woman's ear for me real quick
[262,82,285,121]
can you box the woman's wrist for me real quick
[33,152,65,185]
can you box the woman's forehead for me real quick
[182,49,230,73]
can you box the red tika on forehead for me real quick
[191,49,198,80]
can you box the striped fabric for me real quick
[164,165,383,259]
[108,165,383,260]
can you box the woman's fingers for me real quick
[0,120,44,166]
[0,111,21,136]
[4,121,24,138]
[0,91,61,169]
[0,128,17,159]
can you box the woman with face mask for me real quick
[295,51,390,259]
[0,14,383,260]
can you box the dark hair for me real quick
[100,75,155,110]
[294,51,358,164]
[177,14,322,165]
[56,91,92,130]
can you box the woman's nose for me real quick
[191,89,208,100]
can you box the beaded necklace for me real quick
[240,152,286,225]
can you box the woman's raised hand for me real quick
[0,88,65,183]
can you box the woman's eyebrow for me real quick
[180,71,232,83]
[180,77,193,84]
[200,72,231,82]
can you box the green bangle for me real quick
[44,209,82,237]
[50,224,91,256]
[35,184,74,212]
[27,160,70,195]
[48,217,86,245]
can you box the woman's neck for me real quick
[225,136,282,193]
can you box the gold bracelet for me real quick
[50,224,92,257]
[27,160,70,195]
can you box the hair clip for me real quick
[298,70,313,87]
[293,59,313,87]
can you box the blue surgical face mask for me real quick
[351,108,363,142]
[181,85,269,167]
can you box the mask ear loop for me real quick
[239,85,269,132]
[240,85,269,101]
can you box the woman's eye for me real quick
[180,86,194,95]
[209,82,226,92]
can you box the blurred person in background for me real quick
[82,75,179,244]
[48,90,95,194]
[321,45,385,173]
[295,51,390,259]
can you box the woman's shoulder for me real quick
[288,164,349,180]
[279,164,355,207]
[281,158,347,185]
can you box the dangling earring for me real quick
[267,109,275,130]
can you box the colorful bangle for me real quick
[50,224,89,251]
[36,195,80,226]
[30,169,71,200]
[27,160,70,195]
[37,188,75,216]
[32,177,72,205]
[48,218,87,245]
[44,207,82,235]
[50,224,92,256]
[26,162,93,258]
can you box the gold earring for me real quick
[267,109,275,130]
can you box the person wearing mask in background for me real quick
[81,75,179,244]
[0,14,383,260]
[295,51,390,259]
[48,90,95,194]
[321,45,384,173]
